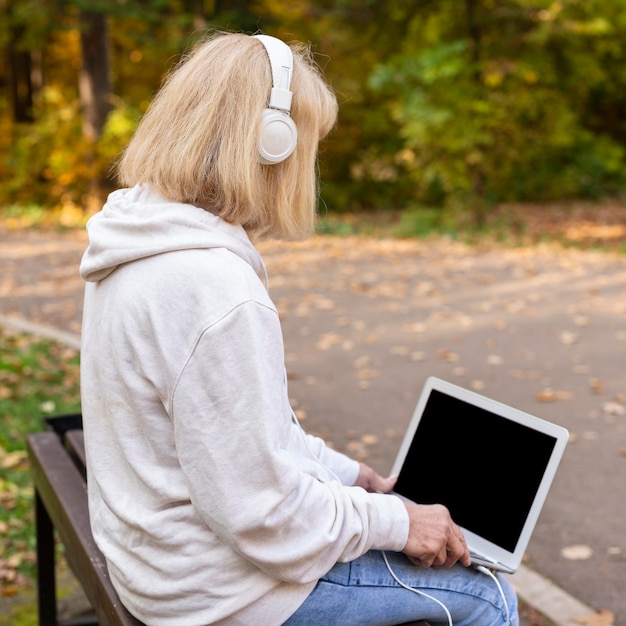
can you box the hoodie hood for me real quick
[80,185,265,283]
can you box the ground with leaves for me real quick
[0,328,81,624]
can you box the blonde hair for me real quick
[117,31,338,240]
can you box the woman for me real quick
[80,31,518,625]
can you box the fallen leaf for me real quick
[537,388,557,402]
[316,333,341,350]
[603,401,625,416]
[1,585,19,597]
[6,552,24,569]
[345,440,367,460]
[536,388,573,402]
[437,349,459,363]
[361,434,379,445]
[353,356,371,369]
[356,368,379,380]
[559,330,579,345]
[0,450,27,470]
[561,544,593,560]
[38,400,56,413]
[589,378,606,394]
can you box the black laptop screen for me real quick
[394,389,557,552]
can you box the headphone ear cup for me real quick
[258,108,298,165]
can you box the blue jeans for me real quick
[283,551,519,626]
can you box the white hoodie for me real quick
[79,184,409,625]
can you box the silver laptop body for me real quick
[391,377,569,574]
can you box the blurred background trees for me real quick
[1,0,625,223]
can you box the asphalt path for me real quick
[1,226,624,625]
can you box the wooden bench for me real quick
[27,415,144,626]
[28,415,429,626]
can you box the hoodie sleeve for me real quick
[171,299,408,584]
[300,432,360,486]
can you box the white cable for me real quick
[475,565,511,626]
[381,551,453,626]
[382,553,511,626]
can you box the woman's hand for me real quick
[353,462,397,494]
[402,501,471,569]
[354,464,470,569]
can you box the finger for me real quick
[415,542,441,569]
[378,474,398,493]
[443,546,463,569]
[433,545,448,568]
[446,529,471,567]
[370,473,397,494]
[453,526,472,566]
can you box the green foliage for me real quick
[5,87,139,209]
[7,87,84,206]
[364,0,626,221]
[1,0,626,216]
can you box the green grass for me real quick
[0,326,81,594]
[314,204,626,256]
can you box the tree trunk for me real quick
[78,9,113,209]
[78,9,112,141]
[8,25,34,123]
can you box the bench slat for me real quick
[27,431,144,626]
[65,428,87,478]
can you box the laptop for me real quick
[390,376,569,574]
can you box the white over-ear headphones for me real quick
[253,34,298,165]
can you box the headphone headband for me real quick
[253,34,293,112]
